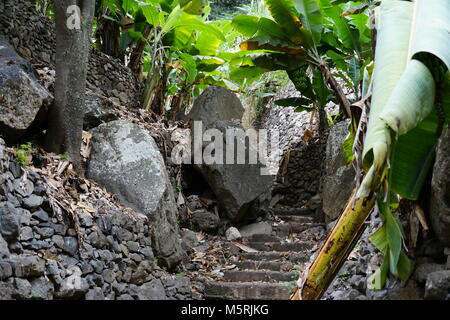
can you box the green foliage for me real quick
[59,152,70,160]
[14,143,34,167]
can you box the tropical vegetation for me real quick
[28,0,450,300]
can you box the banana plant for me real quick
[230,0,374,123]
[293,0,450,300]
[139,0,226,113]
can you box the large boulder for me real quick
[194,120,273,222]
[430,127,450,246]
[83,94,118,130]
[322,120,356,222]
[87,120,183,269]
[0,36,52,142]
[187,86,244,128]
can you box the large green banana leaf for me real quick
[361,0,450,200]
[293,0,323,49]
[361,0,413,172]
[263,0,305,44]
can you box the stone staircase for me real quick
[204,210,326,300]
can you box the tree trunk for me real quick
[129,24,152,76]
[46,0,95,174]
[319,64,352,119]
[291,189,376,300]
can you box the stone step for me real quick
[271,207,313,216]
[240,251,309,263]
[204,281,293,300]
[234,260,293,272]
[274,222,324,236]
[246,241,315,252]
[277,215,316,224]
[249,234,282,243]
[223,270,299,282]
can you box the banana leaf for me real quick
[293,0,323,49]
[264,0,305,44]
[362,0,413,172]
[364,0,450,199]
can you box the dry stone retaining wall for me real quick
[0,0,143,107]
[0,140,192,300]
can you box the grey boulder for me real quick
[87,120,183,269]
[430,127,450,246]
[0,36,52,142]
[188,86,244,129]
[83,94,118,130]
[194,121,273,222]
[322,120,355,222]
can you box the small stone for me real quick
[85,288,105,300]
[9,256,46,277]
[80,262,94,275]
[118,92,128,104]
[0,260,13,280]
[29,239,50,250]
[90,260,105,274]
[23,194,44,209]
[0,282,13,300]
[19,226,33,241]
[117,294,134,300]
[6,194,20,207]
[136,279,167,300]
[225,227,241,241]
[126,241,140,253]
[120,244,129,256]
[13,278,32,299]
[52,235,64,249]
[181,230,199,251]
[102,269,116,283]
[54,266,89,299]
[86,273,104,287]
[33,183,47,196]
[0,234,10,258]
[191,211,220,233]
[9,161,22,178]
[239,221,272,238]
[51,223,67,236]
[32,209,49,222]
[349,275,366,293]
[0,202,20,241]
[425,270,450,300]
[30,277,54,300]
[19,209,32,225]
[98,249,113,262]
[67,228,77,236]
[78,212,93,227]
[141,247,153,258]
[63,237,79,256]
[34,227,54,238]
[130,253,142,262]
[87,230,106,248]
[13,179,34,197]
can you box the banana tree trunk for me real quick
[291,188,376,300]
